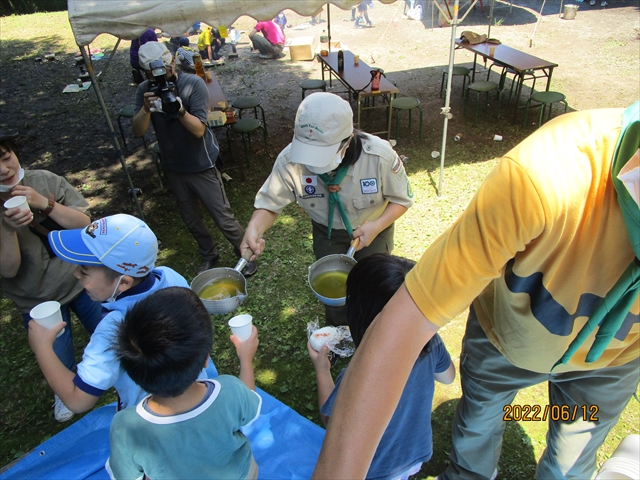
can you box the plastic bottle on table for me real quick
[192,52,206,81]
[337,50,344,71]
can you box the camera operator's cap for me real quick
[179,36,190,46]
[290,92,354,168]
[0,130,18,143]
[139,41,173,70]
[48,214,158,277]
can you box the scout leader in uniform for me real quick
[240,92,414,325]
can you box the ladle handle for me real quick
[346,237,360,258]
[234,249,254,273]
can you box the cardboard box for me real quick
[289,36,317,61]
[207,110,227,127]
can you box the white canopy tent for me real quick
[67,0,485,216]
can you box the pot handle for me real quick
[233,249,254,274]
[346,237,360,258]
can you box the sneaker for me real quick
[259,53,273,59]
[241,261,258,277]
[589,0,595,4]
[600,0,607,5]
[53,395,74,422]
[197,255,220,275]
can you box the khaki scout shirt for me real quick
[255,134,414,230]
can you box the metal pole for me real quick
[438,0,460,197]
[327,3,331,52]
[100,38,121,78]
[488,0,495,39]
[79,46,145,220]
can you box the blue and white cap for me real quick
[48,214,157,277]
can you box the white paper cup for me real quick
[3,195,29,212]
[228,314,252,342]
[493,134,503,141]
[30,301,65,337]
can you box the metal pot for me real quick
[308,238,359,307]
[190,256,249,315]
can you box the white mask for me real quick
[307,151,344,175]
[106,275,124,303]
[0,167,24,192]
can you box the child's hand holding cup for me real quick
[229,314,259,361]
[30,300,65,337]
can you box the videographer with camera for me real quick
[132,42,256,276]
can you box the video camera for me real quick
[148,59,181,118]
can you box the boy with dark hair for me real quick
[106,287,261,480]
[308,253,455,479]
[28,214,209,414]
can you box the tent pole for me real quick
[487,0,495,38]
[79,47,145,220]
[530,0,547,47]
[438,0,460,197]
[327,3,331,52]
[100,38,121,79]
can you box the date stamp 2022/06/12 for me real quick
[503,404,600,422]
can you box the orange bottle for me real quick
[192,52,206,81]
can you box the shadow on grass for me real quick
[415,399,538,479]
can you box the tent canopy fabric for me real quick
[67,0,397,46]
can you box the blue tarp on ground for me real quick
[1,380,325,479]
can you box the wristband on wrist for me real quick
[40,193,55,216]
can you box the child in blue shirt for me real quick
[308,253,456,480]
[28,214,206,413]
[106,287,261,480]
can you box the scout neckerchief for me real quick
[553,101,640,369]
[319,164,353,239]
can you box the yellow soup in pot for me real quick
[312,271,348,299]
[199,278,244,301]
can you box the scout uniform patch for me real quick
[360,178,379,194]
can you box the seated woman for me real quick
[0,129,102,422]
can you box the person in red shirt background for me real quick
[248,21,285,59]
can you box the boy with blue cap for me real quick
[28,214,212,413]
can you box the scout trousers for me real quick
[166,167,245,261]
[446,307,640,480]
[312,221,394,325]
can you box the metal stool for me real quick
[524,91,568,127]
[231,97,267,135]
[227,118,270,167]
[392,97,422,140]
[440,66,471,98]
[464,81,501,123]
[150,142,165,189]
[118,105,147,150]
[300,79,327,100]
[488,63,536,104]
